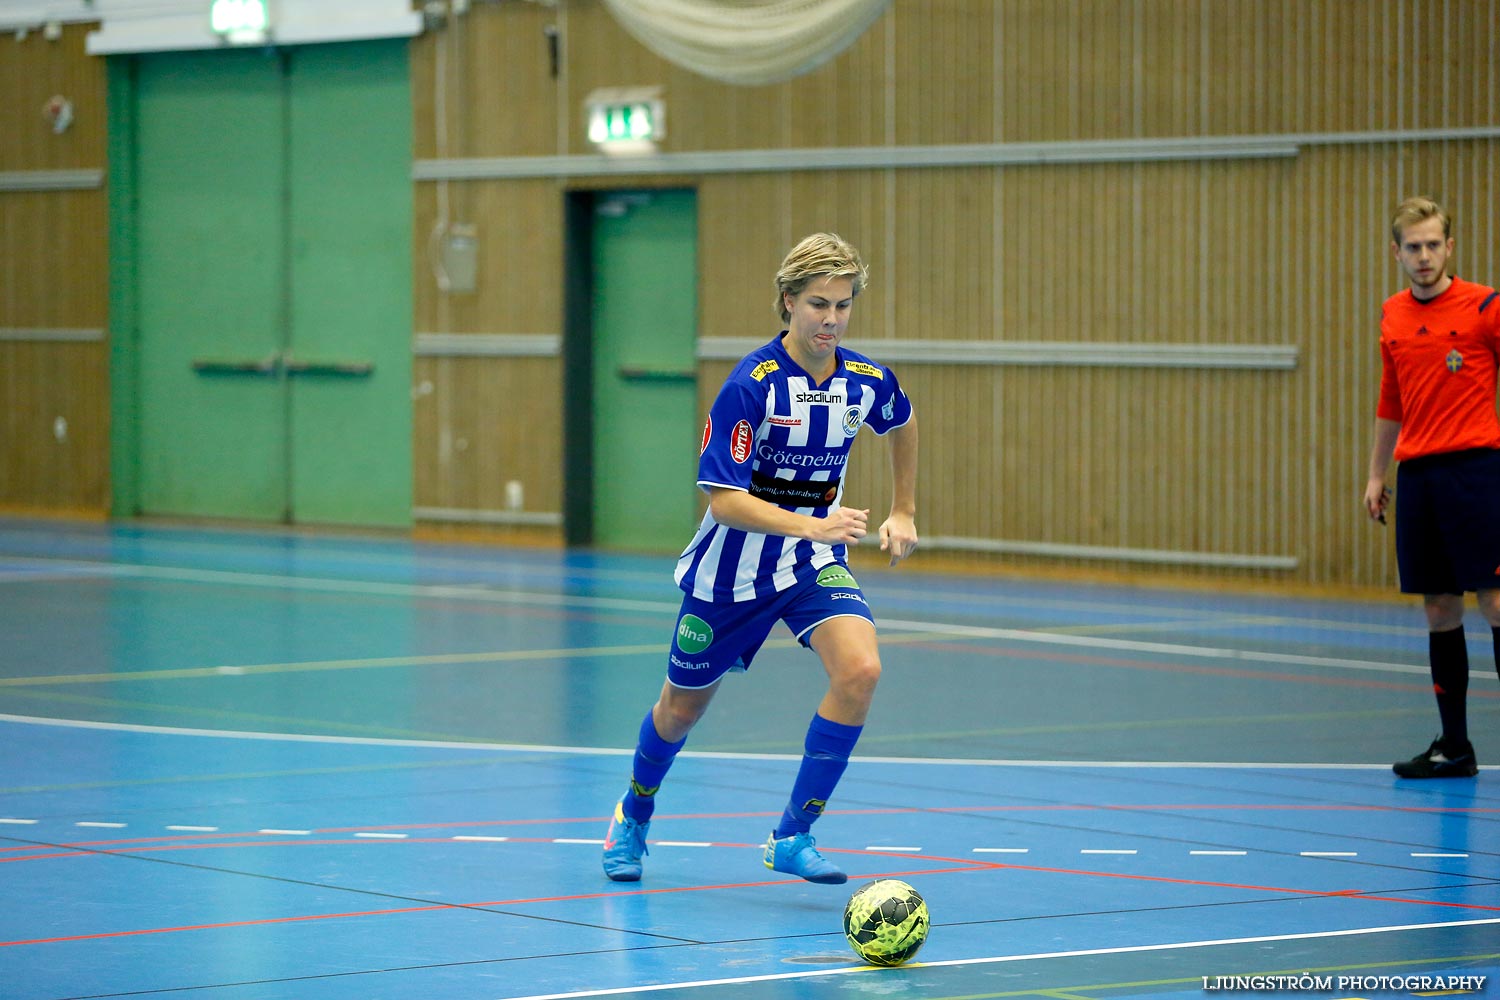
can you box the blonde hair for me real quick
[1391,196,1451,244]
[773,233,869,322]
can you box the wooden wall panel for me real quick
[0,23,107,171]
[0,189,108,328]
[0,22,109,514]
[0,341,109,510]
[412,355,563,515]
[412,178,563,335]
[407,0,1499,590]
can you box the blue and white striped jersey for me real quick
[674,333,914,602]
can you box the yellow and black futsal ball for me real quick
[842,878,929,966]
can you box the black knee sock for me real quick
[1430,628,1470,746]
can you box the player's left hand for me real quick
[879,513,918,566]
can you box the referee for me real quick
[1364,196,1500,779]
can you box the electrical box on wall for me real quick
[439,223,478,294]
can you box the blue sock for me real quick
[774,714,862,839]
[622,710,685,823]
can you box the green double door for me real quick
[118,42,412,526]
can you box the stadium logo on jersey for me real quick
[815,565,858,589]
[796,391,844,404]
[1446,349,1464,373]
[730,420,754,462]
[843,360,883,379]
[676,614,714,653]
[699,416,712,455]
[842,407,864,437]
[750,359,780,381]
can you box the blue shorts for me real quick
[1395,447,1500,595]
[665,563,876,689]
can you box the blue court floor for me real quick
[0,517,1495,1000]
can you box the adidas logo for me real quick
[1416,325,1431,335]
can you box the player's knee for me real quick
[656,698,707,739]
[1423,595,1466,632]
[833,654,881,699]
[1477,589,1500,627]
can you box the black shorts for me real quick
[1394,447,1500,595]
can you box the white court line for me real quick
[0,558,1445,679]
[974,847,1029,853]
[865,846,922,852]
[497,917,1500,1000]
[165,825,218,832]
[1301,851,1359,857]
[1081,849,1137,855]
[653,841,712,848]
[0,818,38,825]
[353,832,407,839]
[257,829,311,836]
[75,821,125,829]
[1411,852,1469,858]
[453,835,509,842]
[0,713,1398,768]
[1190,850,1248,856]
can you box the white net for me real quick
[599,0,893,86]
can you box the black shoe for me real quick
[1393,737,1478,778]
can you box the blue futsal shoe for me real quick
[602,800,649,881]
[763,830,847,884]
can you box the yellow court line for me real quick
[0,643,664,687]
[917,951,1500,1000]
[0,627,961,689]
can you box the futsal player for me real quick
[1364,196,1500,778]
[602,233,919,882]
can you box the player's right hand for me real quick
[815,506,869,544]
[1363,481,1391,525]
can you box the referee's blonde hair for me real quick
[774,233,869,322]
[1391,196,1451,244]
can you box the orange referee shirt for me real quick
[1378,276,1500,461]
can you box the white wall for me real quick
[0,1,422,50]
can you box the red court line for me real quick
[923,804,1500,814]
[3,844,1494,949]
[973,857,1500,913]
[0,857,993,949]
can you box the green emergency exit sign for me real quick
[211,0,269,45]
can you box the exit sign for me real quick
[211,0,270,45]
[585,87,664,154]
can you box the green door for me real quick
[286,43,412,525]
[125,42,411,527]
[589,190,699,552]
[134,49,287,519]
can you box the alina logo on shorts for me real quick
[816,565,857,588]
[676,614,714,653]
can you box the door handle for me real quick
[618,366,694,383]
[284,356,374,377]
[191,354,282,375]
